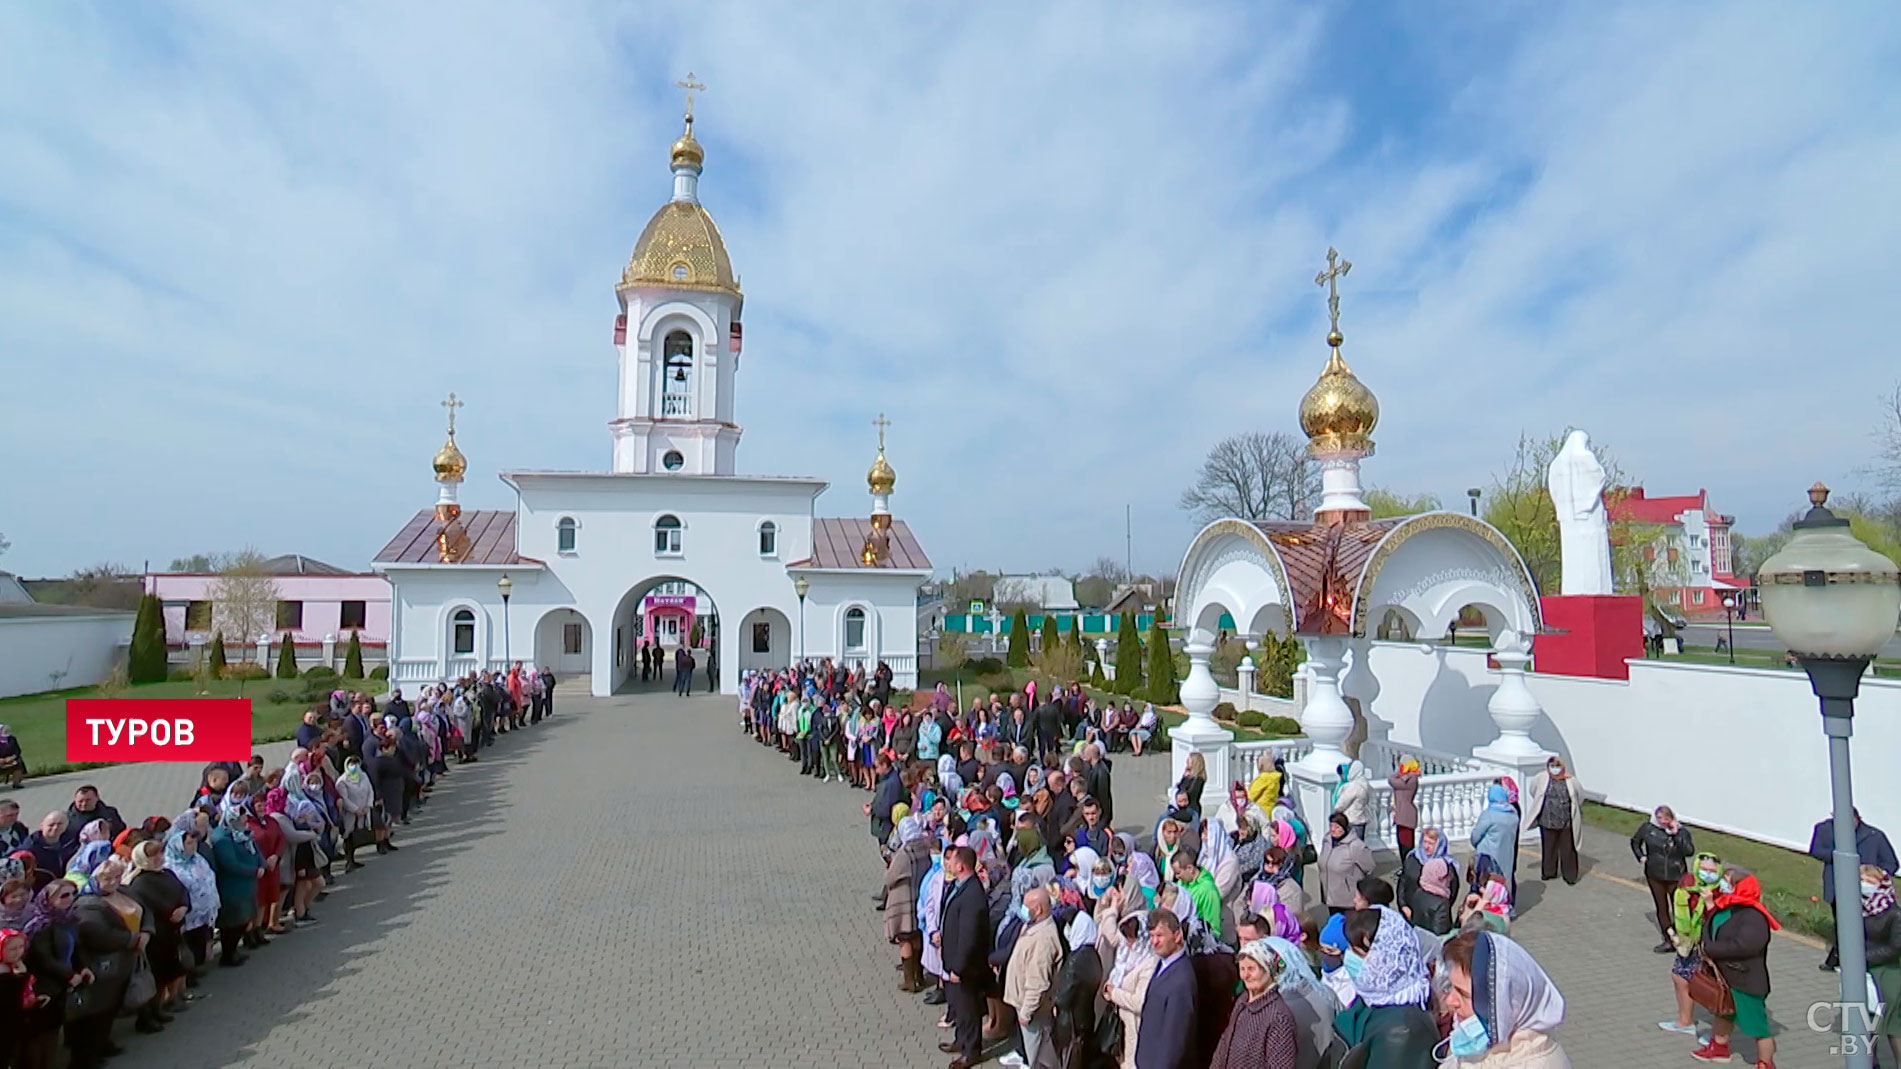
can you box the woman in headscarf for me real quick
[1053,907,1104,1068]
[1409,858,1458,937]
[1332,905,1439,1066]
[1438,929,1569,1066]
[1692,867,1779,1066]
[1318,814,1374,916]
[1388,758,1422,853]
[1101,910,1158,1069]
[0,723,23,788]
[882,815,934,993]
[261,787,322,928]
[247,788,289,936]
[1009,819,1056,919]
[1863,866,1901,1061]
[1210,939,1302,1069]
[1660,851,1722,1037]
[63,839,114,889]
[1257,934,1342,1069]
[1469,785,1521,912]
[1397,827,1453,913]
[162,810,218,980]
[21,879,82,1067]
[1247,752,1285,813]
[0,872,29,930]
[116,843,182,1029]
[71,855,157,1053]
[207,803,263,962]
[335,755,376,867]
[1110,832,1160,910]
[1329,760,1372,842]
[935,753,964,801]
[189,763,232,813]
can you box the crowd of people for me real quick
[739,664,1595,1068]
[0,668,552,1069]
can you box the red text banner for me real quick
[66,699,252,763]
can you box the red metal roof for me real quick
[791,518,932,570]
[1256,518,1406,634]
[373,510,528,566]
[1609,487,1731,526]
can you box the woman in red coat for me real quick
[248,801,286,936]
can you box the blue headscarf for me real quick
[65,841,114,883]
[1409,825,1451,867]
[163,814,200,866]
[1486,784,1514,812]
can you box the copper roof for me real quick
[374,510,528,566]
[792,518,932,571]
[1255,518,1406,634]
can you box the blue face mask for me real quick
[1342,951,1365,981]
[1441,1013,1491,1058]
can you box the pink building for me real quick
[145,555,392,652]
[640,581,710,649]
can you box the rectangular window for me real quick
[1667,547,1680,565]
[184,600,211,629]
[339,600,368,629]
[1692,590,1706,605]
[752,621,772,654]
[558,524,577,552]
[845,617,867,651]
[655,528,681,554]
[759,526,776,556]
[453,622,475,654]
[276,600,304,629]
[563,623,583,655]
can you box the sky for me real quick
[2,1,1898,581]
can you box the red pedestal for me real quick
[1534,595,1643,680]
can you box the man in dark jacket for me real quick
[1082,744,1114,826]
[1810,809,1899,969]
[66,785,125,841]
[1135,909,1198,1069]
[937,845,992,1069]
[868,757,904,852]
[1033,699,1063,762]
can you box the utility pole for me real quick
[1125,504,1132,579]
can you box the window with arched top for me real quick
[654,514,683,555]
[452,608,476,654]
[758,520,777,557]
[844,606,867,652]
[661,330,694,417]
[556,516,578,553]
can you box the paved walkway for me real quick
[2,694,1854,1066]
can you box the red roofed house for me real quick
[1608,487,1739,617]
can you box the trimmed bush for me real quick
[1263,715,1303,737]
[1040,614,1060,655]
[1212,701,1238,722]
[167,667,194,682]
[303,665,339,680]
[1006,609,1031,667]
[128,593,168,684]
[209,632,228,678]
[369,664,389,681]
[226,662,268,681]
[1144,618,1177,704]
[1236,709,1266,728]
[1113,613,1144,695]
[266,688,294,704]
[343,631,365,678]
[967,656,1006,676]
[274,632,298,679]
[976,671,1017,695]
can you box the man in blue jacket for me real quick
[1135,908,1198,1069]
[1811,808,1899,970]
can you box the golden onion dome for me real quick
[432,434,467,482]
[1298,338,1380,454]
[670,121,705,171]
[868,451,897,495]
[621,199,739,293]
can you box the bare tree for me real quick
[947,569,998,608]
[1875,382,1901,494]
[210,549,281,647]
[1179,431,1320,524]
[1086,555,1132,585]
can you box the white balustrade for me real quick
[393,658,438,684]
[1366,769,1502,851]
[1358,739,1488,778]
[661,393,692,417]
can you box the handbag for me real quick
[1687,957,1734,1017]
[122,955,156,1012]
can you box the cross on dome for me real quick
[1314,246,1352,343]
[675,72,706,121]
[440,391,463,436]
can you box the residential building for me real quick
[1608,487,1740,615]
[144,555,392,650]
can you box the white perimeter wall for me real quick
[1359,641,1901,851]
[0,614,134,698]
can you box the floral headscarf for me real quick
[23,880,77,936]
[77,820,110,845]
[1353,905,1431,1007]
[1866,871,1897,918]
[258,787,289,817]
[64,842,113,883]
[1409,825,1450,867]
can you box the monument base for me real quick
[1535,595,1643,680]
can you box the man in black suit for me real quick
[936,845,991,1069]
[1134,908,1198,1069]
[1082,743,1114,826]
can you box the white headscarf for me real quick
[1469,931,1566,1045]
[1108,912,1154,987]
[1354,905,1431,1007]
[1066,910,1098,951]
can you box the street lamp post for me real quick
[1757,483,1901,1069]
[1467,487,1481,517]
[794,577,809,664]
[497,573,513,667]
[1722,595,1736,664]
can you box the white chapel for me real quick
[372,93,931,696]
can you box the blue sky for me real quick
[2,1,1897,580]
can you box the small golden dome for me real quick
[868,452,897,495]
[1298,345,1379,455]
[621,200,739,293]
[432,434,467,482]
[670,119,704,171]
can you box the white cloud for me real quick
[0,1,1894,584]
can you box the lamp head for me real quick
[497,574,513,600]
[1758,483,1901,659]
[794,577,810,600]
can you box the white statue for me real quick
[1545,429,1614,596]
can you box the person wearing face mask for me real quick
[1437,929,1569,1067]
[1632,805,1698,953]
[1661,852,1723,1037]
[1691,867,1778,1067]
[1004,887,1064,1069]
[1860,865,1900,1061]
[1208,939,1301,1069]
[1331,906,1437,1067]
[1521,757,1582,887]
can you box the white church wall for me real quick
[798,573,926,688]
[0,612,134,698]
[1360,641,1901,851]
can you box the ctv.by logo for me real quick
[1806,1001,1884,1057]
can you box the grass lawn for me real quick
[0,676,373,779]
[1581,800,1832,941]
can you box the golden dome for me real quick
[620,200,739,293]
[868,451,897,495]
[670,120,704,171]
[1298,343,1379,455]
[432,434,467,482]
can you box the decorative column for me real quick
[1236,638,1257,712]
[1170,638,1234,824]
[1095,638,1111,683]
[1288,636,1353,838]
[255,634,271,668]
[322,633,337,670]
[1473,629,1553,838]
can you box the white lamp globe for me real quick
[1757,484,1901,660]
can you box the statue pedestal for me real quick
[1534,595,1643,680]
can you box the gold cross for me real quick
[1314,246,1352,337]
[675,72,706,121]
[441,391,463,435]
[872,412,891,453]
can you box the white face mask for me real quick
[1863,881,1881,899]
